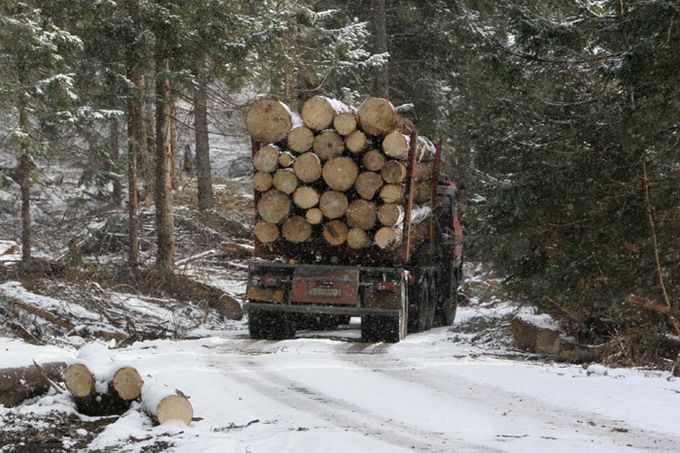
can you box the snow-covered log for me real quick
[301,96,352,131]
[246,99,297,143]
[142,378,193,425]
[0,362,66,408]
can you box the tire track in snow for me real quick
[337,352,680,452]
[212,354,500,453]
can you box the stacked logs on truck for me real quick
[62,343,193,424]
[246,95,437,252]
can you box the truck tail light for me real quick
[374,281,397,292]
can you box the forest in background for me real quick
[1,0,679,364]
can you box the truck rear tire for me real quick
[249,311,296,340]
[434,268,458,327]
[362,314,405,343]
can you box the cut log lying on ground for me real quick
[322,220,349,246]
[142,378,193,425]
[358,96,398,136]
[319,190,349,219]
[346,200,377,230]
[301,95,352,131]
[305,208,323,225]
[0,362,66,408]
[355,171,384,200]
[347,228,370,249]
[322,157,358,191]
[346,130,367,154]
[253,171,273,192]
[64,344,143,416]
[375,226,403,250]
[313,130,345,160]
[257,190,290,224]
[293,152,322,183]
[253,144,279,173]
[282,216,312,243]
[272,168,298,194]
[246,98,294,143]
[333,112,357,136]
[287,126,314,153]
[293,186,319,209]
[362,149,386,171]
[254,221,279,243]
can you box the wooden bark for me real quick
[346,200,377,230]
[322,157,359,191]
[16,57,31,263]
[287,126,314,153]
[375,226,403,250]
[253,144,279,173]
[142,380,193,425]
[253,171,273,192]
[0,362,66,408]
[377,204,404,227]
[379,184,404,203]
[293,152,322,183]
[194,51,214,211]
[313,131,345,160]
[246,99,293,143]
[293,186,319,209]
[254,221,279,243]
[272,168,298,194]
[362,149,386,171]
[322,220,349,246]
[319,191,348,219]
[346,130,368,154]
[347,228,370,249]
[382,132,409,160]
[372,0,389,97]
[355,171,384,200]
[110,118,122,208]
[282,216,312,243]
[278,152,296,168]
[154,49,175,276]
[333,112,357,136]
[358,97,397,136]
[305,208,323,225]
[257,190,291,224]
[301,96,351,131]
[381,160,407,184]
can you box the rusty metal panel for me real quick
[290,267,359,305]
[247,287,285,304]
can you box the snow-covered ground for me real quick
[2,305,680,453]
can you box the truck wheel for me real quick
[362,313,405,343]
[408,279,429,333]
[426,276,437,330]
[435,269,458,327]
[249,311,296,340]
[248,310,270,339]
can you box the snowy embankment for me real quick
[2,311,680,453]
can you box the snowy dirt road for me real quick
[3,309,680,453]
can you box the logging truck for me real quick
[244,96,464,342]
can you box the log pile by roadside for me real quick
[246,95,437,254]
[0,343,194,425]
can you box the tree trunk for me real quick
[246,99,293,143]
[154,46,176,277]
[347,228,370,249]
[282,216,312,243]
[17,60,31,264]
[126,67,142,268]
[0,362,66,408]
[322,220,349,246]
[346,200,377,230]
[110,118,123,208]
[194,53,213,210]
[319,190,349,219]
[293,152,322,183]
[322,157,359,191]
[141,74,154,206]
[372,0,389,97]
[257,190,291,224]
[355,171,384,200]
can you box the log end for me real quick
[64,363,94,398]
[112,367,143,401]
[156,394,193,425]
